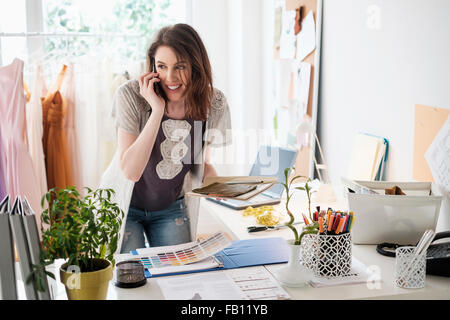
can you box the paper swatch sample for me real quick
[425,115,450,193]
[296,10,316,61]
[192,182,257,198]
[120,232,232,276]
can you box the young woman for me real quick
[111,24,231,253]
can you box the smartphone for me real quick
[151,58,161,96]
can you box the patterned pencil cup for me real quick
[300,234,318,270]
[315,233,352,277]
[394,246,426,289]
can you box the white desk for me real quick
[30,193,450,300]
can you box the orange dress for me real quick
[41,65,74,190]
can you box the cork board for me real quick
[413,104,450,182]
[285,0,322,179]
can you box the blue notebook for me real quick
[132,237,290,278]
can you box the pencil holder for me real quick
[300,234,318,270]
[394,246,426,289]
[314,233,352,277]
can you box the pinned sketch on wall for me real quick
[275,59,293,108]
[274,6,283,58]
[287,62,311,148]
[296,10,316,61]
[279,6,297,59]
[425,115,450,193]
[294,62,311,116]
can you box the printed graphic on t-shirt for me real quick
[157,119,192,179]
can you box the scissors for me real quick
[247,221,302,233]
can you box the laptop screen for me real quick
[248,146,297,198]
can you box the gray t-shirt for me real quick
[111,79,231,211]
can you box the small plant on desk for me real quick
[281,166,319,245]
[28,186,124,300]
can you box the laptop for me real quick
[207,145,297,210]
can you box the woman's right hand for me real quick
[138,72,165,115]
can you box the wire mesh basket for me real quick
[300,233,318,270]
[394,246,426,289]
[311,232,352,277]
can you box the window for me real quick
[0,0,27,65]
[0,0,187,66]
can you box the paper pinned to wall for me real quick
[296,10,316,61]
[294,61,311,116]
[425,115,450,193]
[279,7,297,59]
[413,105,450,182]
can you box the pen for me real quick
[247,221,302,233]
[327,214,335,232]
[349,216,356,231]
[326,210,332,227]
[225,180,265,185]
[319,216,324,234]
[336,216,346,234]
[332,214,341,232]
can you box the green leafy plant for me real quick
[281,167,319,245]
[28,187,124,292]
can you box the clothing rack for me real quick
[0,32,144,38]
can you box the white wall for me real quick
[319,0,450,183]
[190,0,274,175]
[318,0,450,231]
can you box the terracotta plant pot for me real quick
[60,258,113,300]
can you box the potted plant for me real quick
[273,166,319,287]
[29,186,124,300]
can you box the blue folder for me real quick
[131,237,290,278]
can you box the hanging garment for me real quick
[0,128,6,201]
[73,56,104,190]
[26,65,49,200]
[0,58,42,230]
[61,64,82,192]
[41,64,74,190]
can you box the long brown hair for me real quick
[147,23,213,121]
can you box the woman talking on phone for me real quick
[110,23,231,253]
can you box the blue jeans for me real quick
[120,197,191,253]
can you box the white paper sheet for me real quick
[295,62,311,116]
[425,115,450,193]
[226,267,291,300]
[157,272,244,300]
[280,8,297,59]
[296,10,316,61]
[308,258,382,288]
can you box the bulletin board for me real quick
[413,104,450,183]
[283,0,323,179]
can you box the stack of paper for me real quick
[156,266,291,300]
[347,133,388,181]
